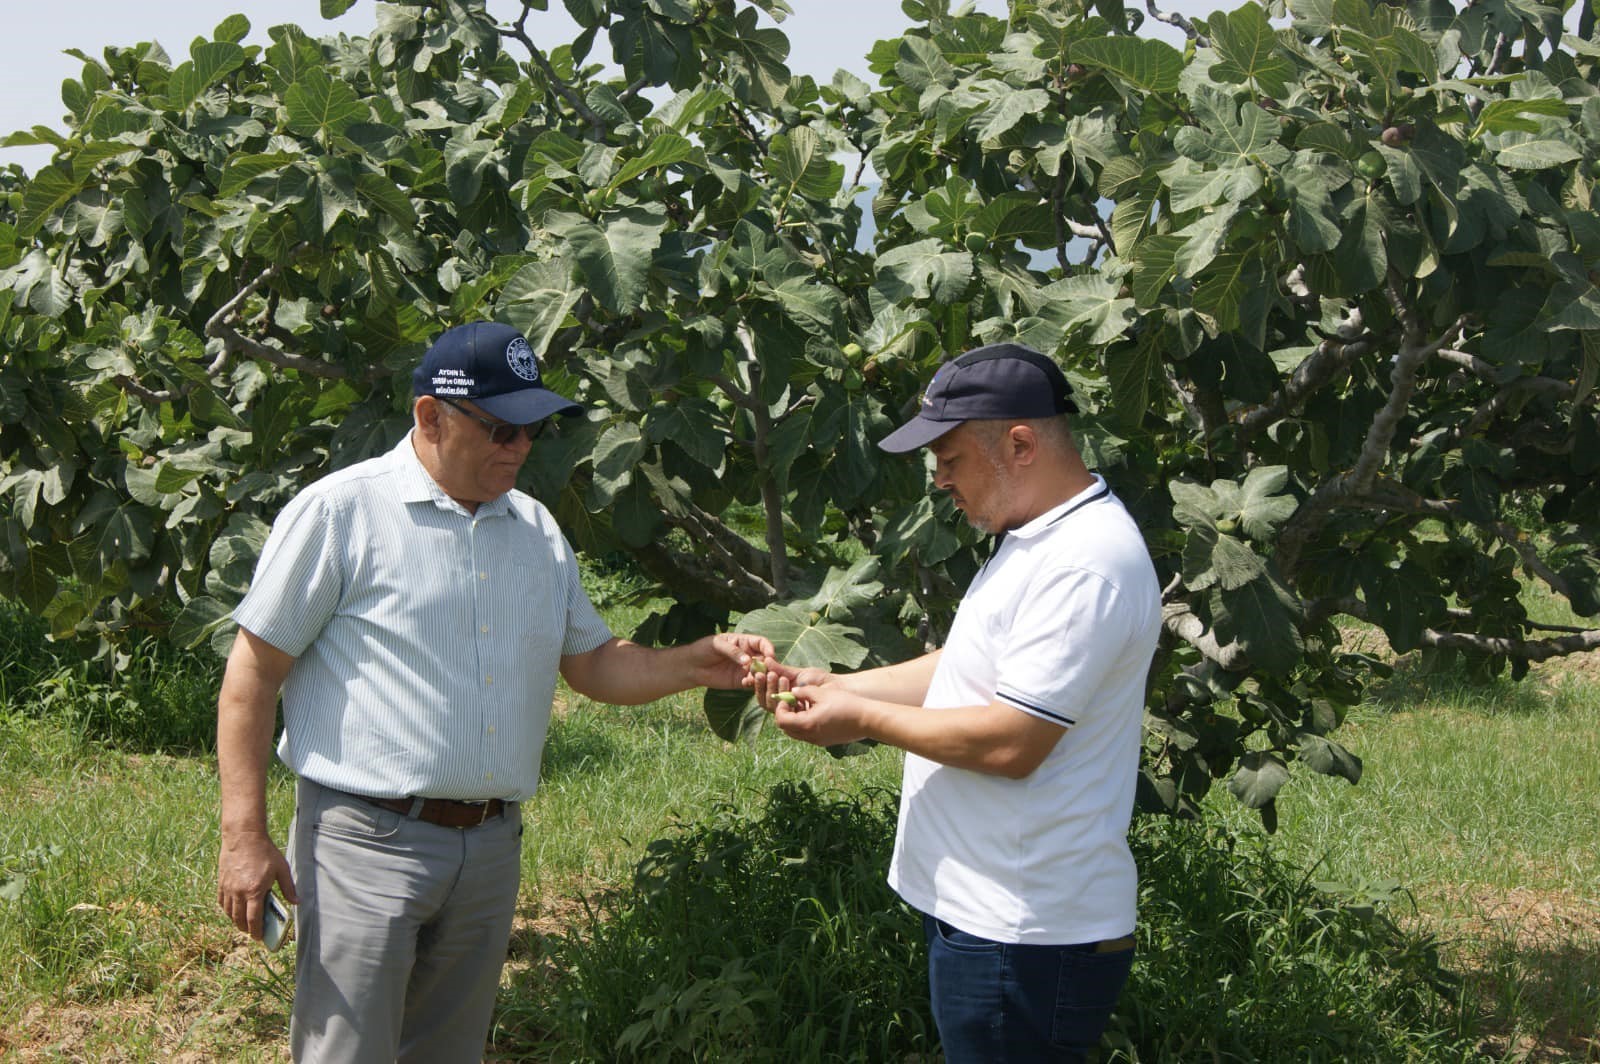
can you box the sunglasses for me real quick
[437,397,551,444]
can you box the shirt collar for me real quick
[391,431,515,518]
[1004,474,1109,541]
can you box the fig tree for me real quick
[1356,151,1387,179]
[964,231,988,253]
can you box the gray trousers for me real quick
[288,778,523,1064]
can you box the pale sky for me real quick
[0,0,1209,172]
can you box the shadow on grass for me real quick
[1365,654,1572,720]
[1457,936,1600,1062]
[540,716,625,781]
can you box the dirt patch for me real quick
[2,938,291,1063]
[1532,647,1600,683]
[1435,884,1600,947]
[3,881,612,1063]
[1414,885,1600,1063]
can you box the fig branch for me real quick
[740,332,790,599]
[501,11,605,135]
[1276,297,1472,577]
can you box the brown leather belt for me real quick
[352,792,508,829]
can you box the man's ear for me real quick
[414,396,444,440]
[1009,423,1040,465]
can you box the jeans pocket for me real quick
[1050,945,1135,1051]
[311,793,403,842]
[931,917,1004,953]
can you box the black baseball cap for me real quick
[878,342,1079,453]
[412,322,582,425]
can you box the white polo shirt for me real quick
[886,476,1161,944]
[233,434,613,802]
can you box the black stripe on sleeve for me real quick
[997,688,1077,727]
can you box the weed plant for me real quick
[1114,817,1479,1062]
[503,782,1474,1063]
[0,599,222,753]
[501,780,933,1062]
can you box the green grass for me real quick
[1205,662,1600,1059]
[0,682,903,1059]
[2,584,1597,1060]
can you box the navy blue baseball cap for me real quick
[878,342,1078,453]
[412,322,582,424]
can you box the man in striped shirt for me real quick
[750,343,1161,1063]
[216,322,772,1063]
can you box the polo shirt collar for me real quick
[1005,474,1110,542]
[390,432,515,518]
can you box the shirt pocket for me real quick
[510,553,563,633]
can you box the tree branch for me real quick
[1419,626,1600,660]
[1276,298,1472,577]
[1310,596,1600,661]
[1486,32,1512,76]
[1162,600,1250,671]
[114,248,340,403]
[682,500,772,580]
[615,74,652,105]
[631,538,773,613]
[673,507,778,600]
[112,374,184,404]
[707,371,759,413]
[501,13,604,133]
[1145,0,1204,43]
[735,323,789,597]
[1234,305,1371,439]
[727,102,769,154]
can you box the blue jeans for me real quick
[923,914,1134,1064]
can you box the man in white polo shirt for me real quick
[752,342,1161,1062]
[216,321,773,1063]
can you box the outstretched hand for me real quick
[689,632,777,690]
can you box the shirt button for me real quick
[480,624,490,634]
[484,771,494,781]
[479,571,489,580]
[486,725,496,735]
[485,676,494,686]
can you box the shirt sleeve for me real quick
[991,565,1133,730]
[554,528,613,656]
[232,490,344,658]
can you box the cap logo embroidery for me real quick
[430,367,474,397]
[505,336,540,382]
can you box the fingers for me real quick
[277,861,299,906]
[724,632,775,666]
[218,837,293,936]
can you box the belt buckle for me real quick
[463,799,491,826]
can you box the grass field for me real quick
[1,591,1596,1060]
[1205,654,1600,1061]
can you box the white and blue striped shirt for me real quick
[233,433,613,801]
